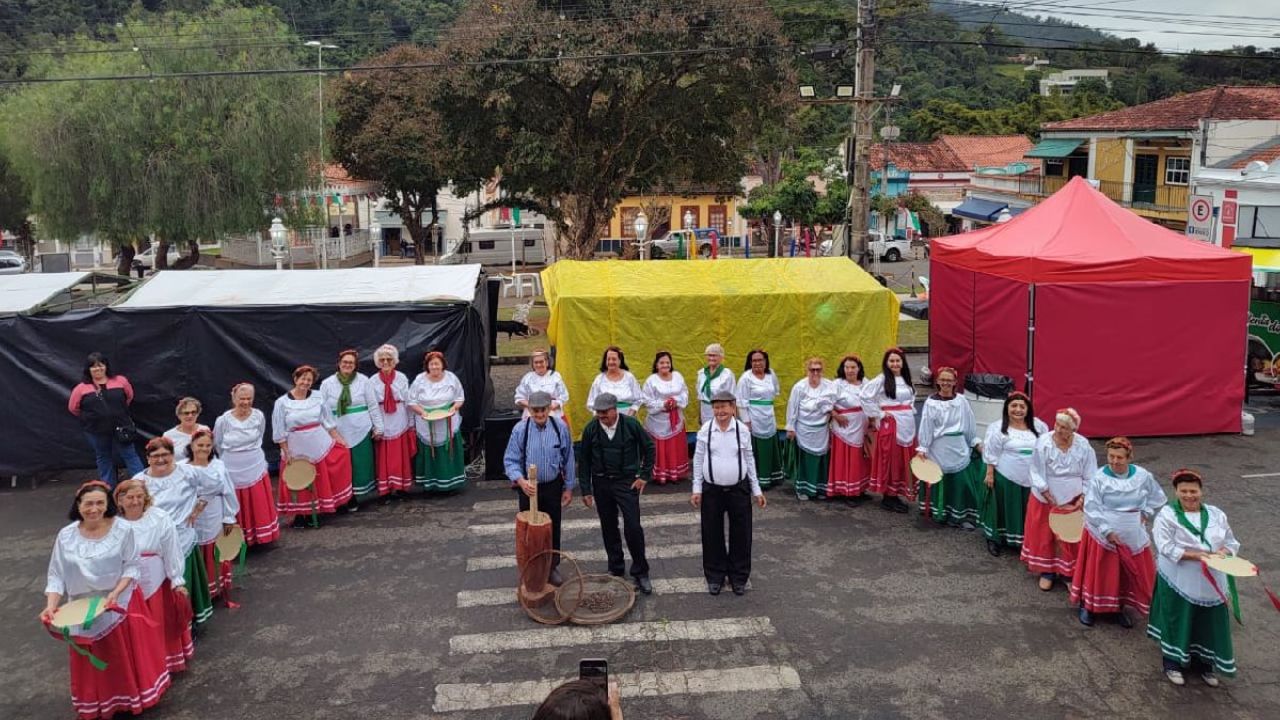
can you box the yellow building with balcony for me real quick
[608,188,743,243]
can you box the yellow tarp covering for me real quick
[542,258,900,434]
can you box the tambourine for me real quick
[423,408,456,422]
[1048,510,1084,543]
[214,524,246,562]
[49,596,108,630]
[1203,554,1259,577]
[910,456,943,485]
[282,459,317,492]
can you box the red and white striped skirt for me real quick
[651,433,690,484]
[1069,530,1156,615]
[376,431,418,494]
[142,581,193,673]
[234,472,280,546]
[869,416,916,499]
[276,444,355,514]
[1020,495,1080,577]
[199,541,233,599]
[64,587,171,719]
[828,435,869,496]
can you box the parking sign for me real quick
[1186,195,1215,243]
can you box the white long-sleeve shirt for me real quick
[1084,464,1167,550]
[694,366,737,427]
[515,370,570,420]
[214,409,269,489]
[982,419,1050,487]
[786,378,837,454]
[188,458,241,545]
[1153,504,1240,605]
[134,463,222,555]
[916,394,979,473]
[1029,432,1097,506]
[692,418,761,496]
[45,519,141,640]
[408,371,465,445]
[641,372,689,440]
[830,379,868,448]
[320,373,376,447]
[272,392,338,462]
[367,371,412,439]
[586,371,643,416]
[735,370,780,439]
[164,424,210,462]
[125,507,186,597]
[860,373,917,446]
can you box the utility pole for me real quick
[847,0,877,267]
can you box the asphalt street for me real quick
[3,406,1279,719]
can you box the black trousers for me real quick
[517,477,564,567]
[592,477,649,578]
[701,480,752,586]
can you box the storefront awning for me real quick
[952,197,1009,221]
[1025,138,1085,158]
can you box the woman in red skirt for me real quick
[828,354,870,503]
[41,481,172,719]
[115,479,194,673]
[641,351,691,484]
[1071,437,1167,627]
[1023,408,1095,591]
[213,383,280,545]
[369,344,417,498]
[860,348,917,513]
[273,365,354,527]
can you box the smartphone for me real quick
[579,658,608,689]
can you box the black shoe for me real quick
[848,494,871,506]
[879,497,896,512]
[986,540,1002,557]
[707,582,722,596]
[291,515,308,529]
[1078,608,1094,626]
[732,584,746,596]
[1116,611,1134,629]
[345,498,360,513]
[890,497,909,514]
[548,568,564,586]
[635,576,653,595]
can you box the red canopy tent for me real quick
[930,176,1252,437]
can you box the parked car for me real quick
[818,231,915,262]
[0,254,26,275]
[649,228,743,259]
[131,245,183,272]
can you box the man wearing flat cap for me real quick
[692,389,765,596]
[578,392,657,594]
[504,391,575,584]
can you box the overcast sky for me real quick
[970,0,1280,52]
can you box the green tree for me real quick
[437,0,794,259]
[1,5,317,274]
[0,153,33,262]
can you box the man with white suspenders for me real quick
[692,390,766,596]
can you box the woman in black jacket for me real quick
[67,352,145,487]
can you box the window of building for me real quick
[708,205,728,234]
[619,206,639,239]
[1238,206,1280,240]
[1164,156,1191,186]
[478,240,495,250]
[523,238,537,247]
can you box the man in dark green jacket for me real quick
[579,392,657,593]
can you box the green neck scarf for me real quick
[701,365,724,398]
[336,373,355,416]
[1174,503,1241,623]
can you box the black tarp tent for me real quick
[0,266,493,477]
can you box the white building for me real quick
[1040,69,1111,96]
[1191,142,1280,278]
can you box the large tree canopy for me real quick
[0,4,316,273]
[437,0,795,258]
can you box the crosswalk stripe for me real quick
[469,512,700,536]
[471,492,693,514]
[449,615,774,654]
[456,577,710,608]
[466,542,702,571]
[433,663,801,712]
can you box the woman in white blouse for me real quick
[407,351,467,493]
[915,367,983,527]
[1071,437,1167,628]
[786,356,838,500]
[1148,470,1241,687]
[213,383,279,545]
[979,391,1049,557]
[735,349,785,490]
[694,343,735,429]
[1023,408,1095,591]
[515,349,570,427]
[641,351,690,484]
[273,365,354,526]
[115,478,193,674]
[187,429,240,602]
[828,354,871,503]
[163,396,209,461]
[320,349,379,506]
[586,346,643,420]
[42,481,171,719]
[368,344,416,497]
[861,348,917,514]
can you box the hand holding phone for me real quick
[579,658,608,689]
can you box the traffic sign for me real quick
[1186,194,1215,243]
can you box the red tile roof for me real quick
[869,141,964,172]
[1043,85,1280,132]
[870,135,1032,172]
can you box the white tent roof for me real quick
[0,272,91,314]
[117,266,483,309]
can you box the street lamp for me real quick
[305,40,338,269]
[682,209,695,259]
[369,219,382,268]
[772,210,782,259]
[633,211,648,261]
[269,217,288,271]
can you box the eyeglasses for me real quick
[149,452,173,459]
[807,368,823,373]
[179,410,199,416]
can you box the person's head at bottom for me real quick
[531,679,611,720]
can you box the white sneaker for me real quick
[1165,669,1185,686]
[1201,672,1220,688]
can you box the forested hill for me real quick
[930,0,1115,46]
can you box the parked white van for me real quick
[439,228,548,266]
